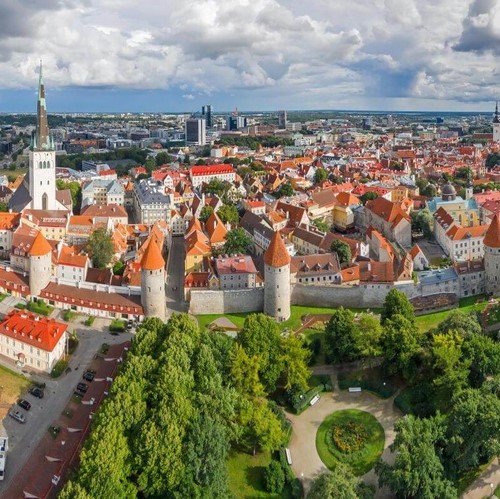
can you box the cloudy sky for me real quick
[0,0,499,112]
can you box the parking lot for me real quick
[0,325,133,495]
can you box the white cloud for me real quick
[0,0,498,108]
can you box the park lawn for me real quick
[316,409,385,476]
[0,365,30,418]
[227,450,294,499]
[301,329,326,366]
[196,312,253,332]
[414,296,487,332]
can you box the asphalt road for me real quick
[0,325,133,492]
[166,235,187,314]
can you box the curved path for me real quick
[287,369,401,497]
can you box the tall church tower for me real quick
[29,62,57,210]
[493,101,500,143]
[484,213,500,296]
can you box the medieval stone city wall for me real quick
[189,288,265,315]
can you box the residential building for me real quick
[0,310,67,372]
[185,118,206,146]
[189,164,236,188]
[133,179,172,224]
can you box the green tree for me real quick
[263,460,285,494]
[223,228,253,255]
[313,168,328,184]
[445,388,500,476]
[437,309,482,338]
[218,204,239,224]
[112,260,125,275]
[155,151,171,166]
[0,201,8,212]
[238,314,283,393]
[205,179,229,196]
[199,205,214,223]
[59,481,93,499]
[381,314,421,380]
[308,465,373,499]
[245,399,285,453]
[183,414,230,498]
[430,330,471,398]
[280,335,310,392]
[276,182,294,198]
[381,288,415,325]
[354,313,383,363]
[462,334,500,387]
[144,158,156,174]
[231,344,265,397]
[410,208,433,238]
[359,191,378,205]
[324,307,358,363]
[330,239,352,264]
[85,228,114,268]
[376,414,457,499]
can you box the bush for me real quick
[331,421,368,454]
[109,319,125,332]
[26,299,54,316]
[290,385,323,414]
[50,358,69,378]
[62,310,77,322]
[263,460,285,493]
[85,316,95,327]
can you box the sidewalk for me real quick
[462,459,499,499]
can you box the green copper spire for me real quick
[32,60,52,150]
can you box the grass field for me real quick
[227,450,296,499]
[414,295,487,332]
[0,365,30,418]
[197,305,380,333]
[315,409,385,476]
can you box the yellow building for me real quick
[427,183,479,227]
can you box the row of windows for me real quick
[2,338,42,356]
[38,161,52,169]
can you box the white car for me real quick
[9,410,25,424]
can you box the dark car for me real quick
[29,387,44,399]
[76,382,88,393]
[9,410,26,424]
[17,398,31,411]
[73,390,83,398]
[126,321,134,330]
[83,370,95,382]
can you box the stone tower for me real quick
[29,62,57,211]
[140,239,166,321]
[28,231,53,297]
[484,213,500,295]
[264,230,291,322]
[493,101,500,143]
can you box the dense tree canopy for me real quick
[381,289,415,325]
[223,228,253,255]
[330,239,352,264]
[85,228,114,269]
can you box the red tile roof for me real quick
[190,164,235,176]
[0,309,67,352]
[140,238,165,270]
[28,231,52,256]
[484,213,500,248]
[264,231,291,268]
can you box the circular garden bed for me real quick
[315,409,385,475]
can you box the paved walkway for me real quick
[462,459,500,499]
[287,369,401,497]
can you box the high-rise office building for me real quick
[226,115,246,131]
[278,110,287,129]
[202,105,213,128]
[185,118,207,146]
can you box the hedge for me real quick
[291,385,323,414]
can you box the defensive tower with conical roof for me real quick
[263,230,291,321]
[28,230,53,297]
[140,238,166,321]
[493,101,500,143]
[484,213,500,295]
[28,62,57,211]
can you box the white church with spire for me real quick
[494,101,500,143]
[9,63,70,213]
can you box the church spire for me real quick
[494,101,500,124]
[33,60,51,150]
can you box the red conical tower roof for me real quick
[264,231,291,268]
[484,214,500,248]
[140,239,165,270]
[28,231,52,256]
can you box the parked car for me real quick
[29,387,44,399]
[76,382,88,393]
[9,410,25,424]
[73,390,83,398]
[83,370,95,382]
[17,399,31,411]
